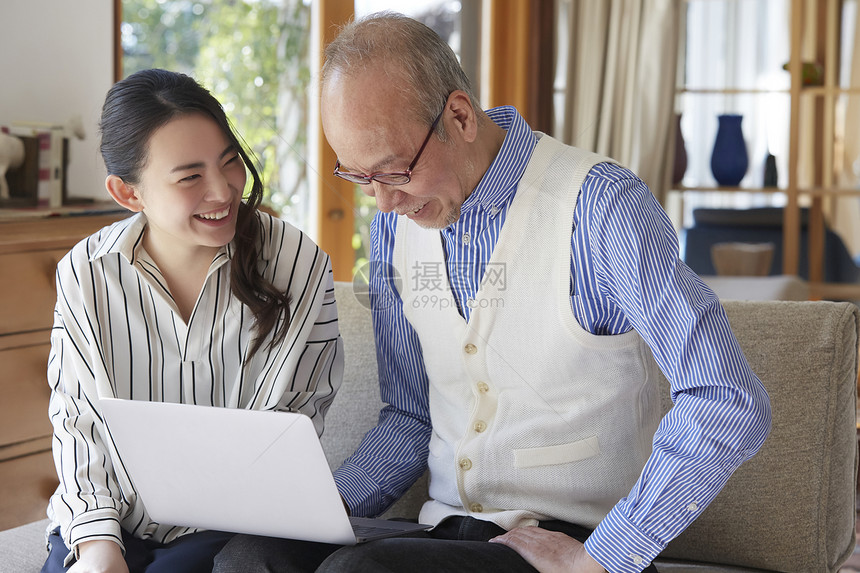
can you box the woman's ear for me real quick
[105,175,143,212]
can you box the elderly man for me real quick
[214,12,770,573]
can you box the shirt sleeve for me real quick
[576,167,772,572]
[269,261,344,437]
[47,254,127,557]
[332,213,432,517]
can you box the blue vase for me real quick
[710,114,748,186]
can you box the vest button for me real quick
[477,381,489,393]
[469,503,483,513]
[473,420,487,433]
[464,343,477,355]
[458,457,472,470]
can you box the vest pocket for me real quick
[513,435,600,468]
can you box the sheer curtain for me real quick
[554,0,680,203]
[833,1,860,258]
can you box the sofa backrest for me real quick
[321,283,429,518]
[325,282,859,571]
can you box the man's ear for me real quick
[445,90,478,143]
[105,175,143,212]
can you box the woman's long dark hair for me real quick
[100,68,290,360]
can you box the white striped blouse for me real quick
[332,107,770,573]
[46,211,343,557]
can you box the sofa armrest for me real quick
[0,519,50,572]
[657,300,859,572]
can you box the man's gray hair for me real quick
[322,11,482,138]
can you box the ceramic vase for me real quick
[710,114,748,187]
[672,114,687,185]
[763,153,778,187]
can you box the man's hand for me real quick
[68,539,128,573]
[490,526,607,573]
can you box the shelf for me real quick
[677,88,790,95]
[672,186,784,194]
[800,187,860,197]
[673,0,855,296]
[808,282,860,301]
[675,186,860,196]
[799,86,860,96]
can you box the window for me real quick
[349,0,481,275]
[120,0,313,231]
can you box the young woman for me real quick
[42,69,343,573]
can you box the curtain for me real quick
[558,0,680,203]
[833,1,860,258]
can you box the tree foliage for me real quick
[121,0,311,227]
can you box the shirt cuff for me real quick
[64,508,125,564]
[333,462,383,517]
[583,505,665,573]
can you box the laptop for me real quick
[100,398,431,545]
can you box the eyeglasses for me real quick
[333,108,444,186]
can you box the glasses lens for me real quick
[373,173,411,185]
[335,171,370,185]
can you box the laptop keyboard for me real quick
[352,523,402,537]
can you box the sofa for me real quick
[1,281,857,572]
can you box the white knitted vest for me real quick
[393,134,661,530]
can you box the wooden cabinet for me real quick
[0,208,129,530]
[675,0,860,300]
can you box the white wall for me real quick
[0,0,114,202]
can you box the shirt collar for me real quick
[89,212,231,265]
[459,106,537,218]
[89,212,146,264]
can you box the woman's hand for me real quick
[490,526,607,573]
[68,540,128,573]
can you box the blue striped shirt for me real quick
[333,107,770,572]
